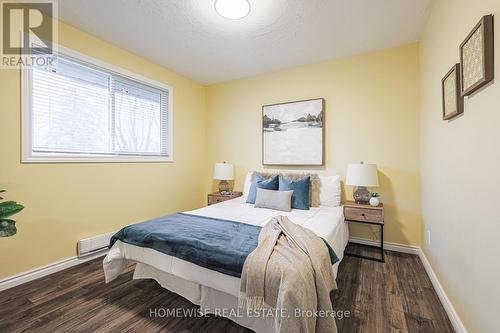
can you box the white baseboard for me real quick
[0,250,108,292]
[349,236,420,254]
[349,236,466,333]
[418,249,467,333]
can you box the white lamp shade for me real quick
[213,163,234,180]
[346,163,379,187]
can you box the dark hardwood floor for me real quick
[333,244,454,333]
[0,244,454,333]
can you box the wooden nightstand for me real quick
[208,192,242,205]
[344,201,385,262]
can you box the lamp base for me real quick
[353,186,370,204]
[218,180,231,194]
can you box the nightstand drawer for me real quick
[208,196,223,205]
[208,192,242,205]
[344,206,384,223]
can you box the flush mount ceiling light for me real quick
[215,0,251,19]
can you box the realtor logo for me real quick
[1,0,57,68]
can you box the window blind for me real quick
[29,53,169,158]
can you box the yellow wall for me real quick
[0,21,208,279]
[1,20,423,279]
[206,44,422,246]
[420,0,500,331]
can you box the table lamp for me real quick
[346,162,379,204]
[213,162,234,194]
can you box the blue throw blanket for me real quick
[110,213,338,278]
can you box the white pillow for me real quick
[319,175,341,207]
[242,171,253,199]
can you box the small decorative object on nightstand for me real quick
[213,162,234,194]
[369,192,380,207]
[208,192,242,205]
[346,162,379,204]
[344,201,385,262]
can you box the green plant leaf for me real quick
[0,201,24,219]
[0,219,17,237]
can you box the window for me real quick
[22,47,172,162]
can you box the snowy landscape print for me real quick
[262,98,324,165]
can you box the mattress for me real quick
[103,197,349,298]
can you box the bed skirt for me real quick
[134,262,278,333]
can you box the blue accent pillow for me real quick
[246,174,279,204]
[279,176,311,210]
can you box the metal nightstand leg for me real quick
[381,224,384,263]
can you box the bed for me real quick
[103,179,348,332]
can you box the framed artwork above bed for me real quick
[262,98,324,166]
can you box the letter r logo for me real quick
[1,1,54,55]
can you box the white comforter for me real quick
[103,197,348,298]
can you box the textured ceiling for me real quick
[57,0,432,84]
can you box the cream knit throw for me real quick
[239,216,338,333]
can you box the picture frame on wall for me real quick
[262,98,324,166]
[460,14,494,96]
[442,64,464,120]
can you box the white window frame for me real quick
[21,42,174,163]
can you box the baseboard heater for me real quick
[78,231,116,257]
